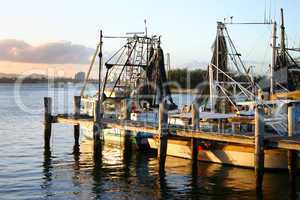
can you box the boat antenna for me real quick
[269,0,272,23]
[144,19,147,37]
[264,0,267,23]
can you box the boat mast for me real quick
[280,8,286,54]
[145,19,149,67]
[166,53,171,78]
[98,30,103,103]
[209,22,225,113]
[270,21,277,95]
[216,23,220,82]
[210,23,221,113]
[209,63,214,112]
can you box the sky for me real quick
[0,0,299,77]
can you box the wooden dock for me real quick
[43,96,300,190]
[51,113,300,150]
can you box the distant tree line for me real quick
[167,69,207,89]
[0,77,98,84]
[167,68,265,89]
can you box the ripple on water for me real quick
[0,84,300,200]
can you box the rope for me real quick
[80,44,100,97]
[211,63,255,99]
[216,83,239,112]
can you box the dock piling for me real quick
[191,137,199,176]
[44,97,52,148]
[287,103,297,184]
[121,99,131,149]
[158,102,168,172]
[191,103,199,171]
[93,100,103,158]
[254,104,265,190]
[191,103,199,130]
[73,96,81,146]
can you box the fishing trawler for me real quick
[270,9,300,100]
[148,8,300,169]
[79,9,300,169]
[79,28,178,149]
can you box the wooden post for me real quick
[121,98,131,149]
[254,104,265,190]
[217,120,221,132]
[158,102,168,172]
[44,97,52,148]
[93,100,102,158]
[191,103,199,130]
[74,96,81,146]
[287,103,297,184]
[191,103,199,170]
[122,99,130,120]
[121,98,132,167]
[231,123,236,134]
[93,29,103,160]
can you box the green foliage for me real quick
[167,68,263,89]
[168,68,207,89]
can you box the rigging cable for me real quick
[80,43,100,97]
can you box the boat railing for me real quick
[81,97,96,117]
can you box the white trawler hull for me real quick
[81,126,297,169]
[147,137,298,169]
[145,112,299,169]
[80,109,154,149]
[81,125,153,149]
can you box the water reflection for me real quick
[41,138,299,200]
[73,144,80,169]
[41,147,53,198]
[122,134,132,179]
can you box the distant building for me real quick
[74,72,85,82]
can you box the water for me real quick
[0,84,299,200]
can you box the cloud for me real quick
[0,39,94,64]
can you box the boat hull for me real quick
[80,108,298,169]
[81,124,152,150]
[82,124,298,169]
[148,137,299,169]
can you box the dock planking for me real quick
[50,113,300,150]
